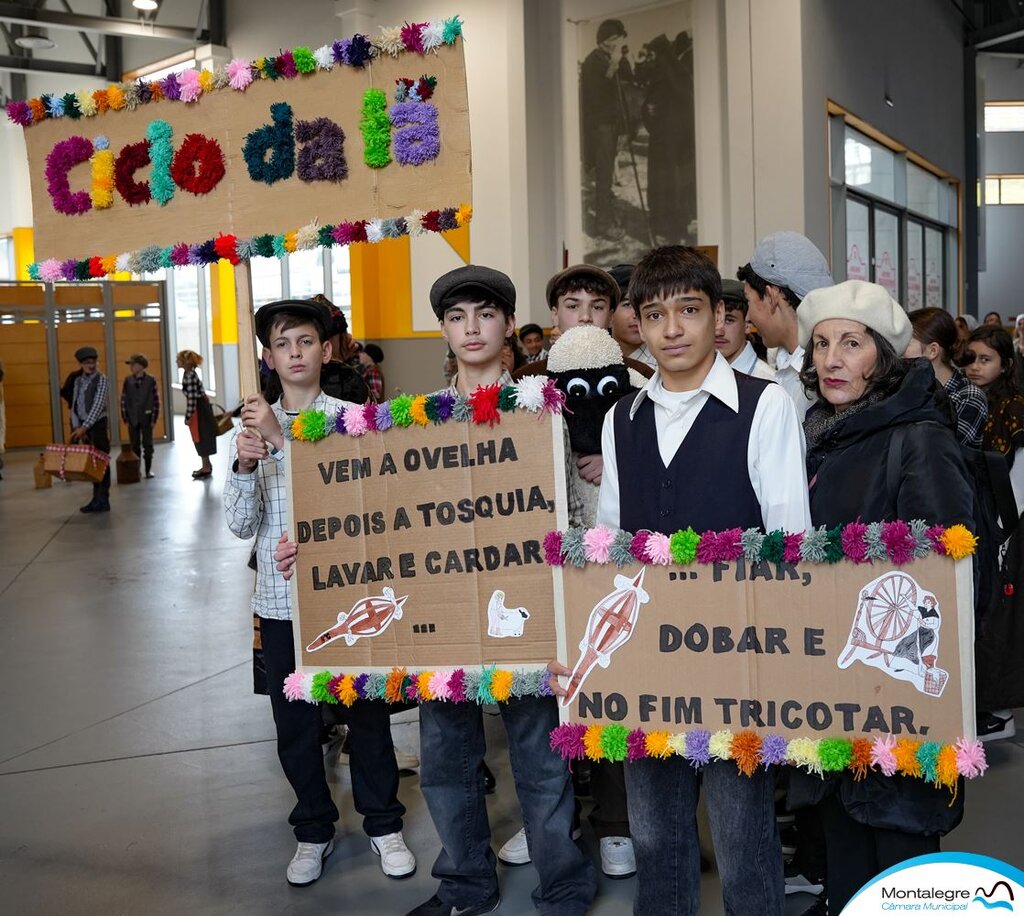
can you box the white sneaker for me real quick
[286,839,334,887]
[497,827,530,866]
[785,873,825,896]
[370,831,417,878]
[394,748,420,771]
[600,836,636,878]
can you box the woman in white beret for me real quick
[792,279,975,912]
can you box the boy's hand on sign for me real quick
[274,531,298,580]
[546,659,571,698]
[576,453,603,485]
[241,395,284,449]
[235,428,267,472]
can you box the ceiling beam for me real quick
[969,14,1024,48]
[0,4,206,42]
[0,53,101,75]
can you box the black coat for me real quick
[794,359,973,836]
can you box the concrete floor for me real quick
[1,438,1022,916]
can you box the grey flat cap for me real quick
[75,346,98,362]
[430,265,516,319]
[720,278,746,306]
[749,231,833,300]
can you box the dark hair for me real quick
[518,323,543,341]
[549,276,616,309]
[270,312,330,343]
[908,308,957,365]
[968,326,1021,401]
[363,343,384,364]
[800,327,908,402]
[984,310,1002,323]
[503,335,526,371]
[722,297,748,317]
[629,246,721,315]
[439,288,514,319]
[736,263,801,308]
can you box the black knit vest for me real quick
[613,372,771,533]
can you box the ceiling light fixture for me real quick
[133,0,159,10]
[14,26,56,50]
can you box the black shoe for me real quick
[404,892,500,916]
[977,709,1016,742]
[80,500,98,513]
[482,761,496,795]
[93,500,111,513]
[145,471,154,479]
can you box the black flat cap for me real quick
[75,346,98,362]
[429,265,516,320]
[255,299,330,346]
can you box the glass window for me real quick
[873,209,900,299]
[0,236,13,280]
[1000,177,1024,204]
[846,198,870,281]
[844,127,896,202]
[924,228,943,309]
[250,256,283,307]
[288,249,325,300]
[174,267,200,375]
[986,177,1001,205]
[906,221,924,310]
[329,247,353,321]
[985,104,1024,132]
[907,163,941,220]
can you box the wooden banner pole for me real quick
[234,260,260,398]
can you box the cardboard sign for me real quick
[23,43,471,262]
[287,411,567,672]
[556,554,974,743]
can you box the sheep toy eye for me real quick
[566,377,591,398]
[596,375,620,396]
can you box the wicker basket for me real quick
[44,444,111,482]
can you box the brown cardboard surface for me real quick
[25,43,471,262]
[556,554,974,743]
[288,411,566,673]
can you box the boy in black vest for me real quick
[70,346,112,513]
[555,247,810,915]
[121,353,160,478]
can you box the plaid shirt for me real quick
[223,392,353,621]
[71,372,108,430]
[945,370,988,450]
[181,369,205,421]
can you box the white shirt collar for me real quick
[731,341,759,376]
[774,344,805,372]
[628,351,738,419]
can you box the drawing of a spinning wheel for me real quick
[840,572,918,666]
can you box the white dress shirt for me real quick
[731,341,776,381]
[597,352,811,533]
[769,345,815,420]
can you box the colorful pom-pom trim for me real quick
[544,522,975,568]
[285,664,552,707]
[7,17,465,128]
[27,205,471,282]
[285,379,565,441]
[548,724,985,788]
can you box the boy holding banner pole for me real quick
[551,246,811,915]
[224,297,415,888]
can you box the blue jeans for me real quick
[625,758,784,916]
[419,695,596,915]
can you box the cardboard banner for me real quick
[22,42,471,263]
[556,554,974,745]
[287,411,567,673]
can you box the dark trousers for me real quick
[260,616,405,842]
[589,760,630,838]
[88,420,111,503]
[591,123,619,230]
[821,794,940,912]
[128,421,154,472]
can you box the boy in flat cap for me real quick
[70,346,112,513]
[403,265,596,916]
[120,353,160,478]
[224,298,415,890]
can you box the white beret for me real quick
[798,279,912,354]
[546,325,623,373]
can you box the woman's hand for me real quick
[274,531,299,580]
[547,658,571,698]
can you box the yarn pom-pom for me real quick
[583,725,606,761]
[741,528,765,562]
[415,671,435,701]
[818,738,853,772]
[709,729,733,762]
[313,44,335,70]
[421,20,445,50]
[644,532,672,565]
[954,737,987,778]
[871,734,898,777]
[541,379,566,414]
[468,384,502,426]
[782,532,804,564]
[760,734,789,767]
[630,530,651,563]
[283,670,311,702]
[384,667,407,703]
[926,524,947,554]
[227,58,253,90]
[491,669,513,702]
[562,527,587,568]
[6,100,32,126]
[669,527,700,565]
[373,401,393,432]
[377,26,406,57]
[476,665,498,704]
[841,521,870,563]
[895,739,922,778]
[311,671,334,703]
[410,394,430,427]
[401,21,428,53]
[865,521,888,561]
[428,670,452,702]
[583,526,615,564]
[941,524,978,560]
[695,531,719,565]
[179,69,202,102]
[543,530,564,566]
[610,529,634,567]
[452,395,471,422]
[732,731,763,777]
[760,529,785,563]
[717,527,744,561]
[600,723,629,762]
[442,14,464,43]
[850,738,873,780]
[336,674,359,707]
[917,741,942,784]
[787,738,822,775]
[550,723,587,760]
[293,46,317,74]
[800,527,829,563]
[645,731,673,758]
[824,525,846,563]
[667,733,688,757]
[626,728,648,761]
[937,745,960,790]
[353,672,370,700]
[684,729,711,767]
[39,259,64,283]
[448,668,467,703]
[498,385,517,412]
[404,673,420,701]
[882,520,916,565]
[512,375,546,412]
[343,403,368,436]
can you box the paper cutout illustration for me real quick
[838,570,948,697]
[306,586,408,652]
[561,569,650,707]
[486,589,530,638]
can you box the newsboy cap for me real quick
[75,346,98,362]
[429,265,516,320]
[749,231,833,301]
[254,299,331,346]
[125,353,148,368]
[798,279,912,354]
